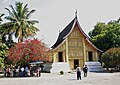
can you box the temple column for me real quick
[82,38,86,62]
[95,51,98,61]
[66,38,69,62]
[53,52,57,62]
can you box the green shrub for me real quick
[101,47,120,71]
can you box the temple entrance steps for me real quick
[50,62,70,73]
[85,62,104,72]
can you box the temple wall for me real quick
[52,42,66,62]
[85,42,99,62]
[67,26,84,70]
[51,24,101,70]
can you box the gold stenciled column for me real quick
[82,38,86,63]
[53,52,57,62]
[95,51,98,61]
[66,38,69,62]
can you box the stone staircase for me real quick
[85,62,104,72]
[50,62,70,73]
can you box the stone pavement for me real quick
[0,72,120,85]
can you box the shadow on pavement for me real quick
[67,78,77,81]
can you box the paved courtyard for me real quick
[0,72,120,85]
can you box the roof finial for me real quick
[75,10,77,18]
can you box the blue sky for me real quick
[0,0,120,47]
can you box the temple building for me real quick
[51,13,103,73]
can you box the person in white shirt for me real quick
[21,67,24,77]
[16,67,19,77]
[37,67,41,77]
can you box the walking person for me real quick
[37,67,41,77]
[76,65,81,80]
[39,67,41,77]
[83,65,88,77]
[3,66,6,77]
[25,66,28,77]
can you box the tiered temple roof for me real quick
[51,15,102,52]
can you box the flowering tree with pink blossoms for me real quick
[7,39,50,66]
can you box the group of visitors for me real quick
[3,64,87,79]
[4,66,30,77]
[3,65,43,77]
[76,65,88,80]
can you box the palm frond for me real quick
[0,13,4,22]
[5,8,14,18]
[10,5,19,20]
[5,16,16,22]
[22,4,28,19]
[0,14,4,17]
[16,2,23,18]
[27,20,39,24]
[27,9,35,19]
[32,26,39,31]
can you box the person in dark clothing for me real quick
[3,66,6,77]
[6,67,10,77]
[40,64,44,72]
[76,66,81,80]
[83,65,88,77]
[13,69,16,77]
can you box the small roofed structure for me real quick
[29,60,44,65]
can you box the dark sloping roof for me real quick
[51,18,75,49]
[51,17,102,52]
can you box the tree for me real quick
[6,33,17,48]
[0,13,9,66]
[0,43,8,70]
[89,20,120,51]
[89,22,105,37]
[7,39,50,66]
[4,2,39,42]
[0,13,6,43]
[0,13,16,48]
[101,47,120,71]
